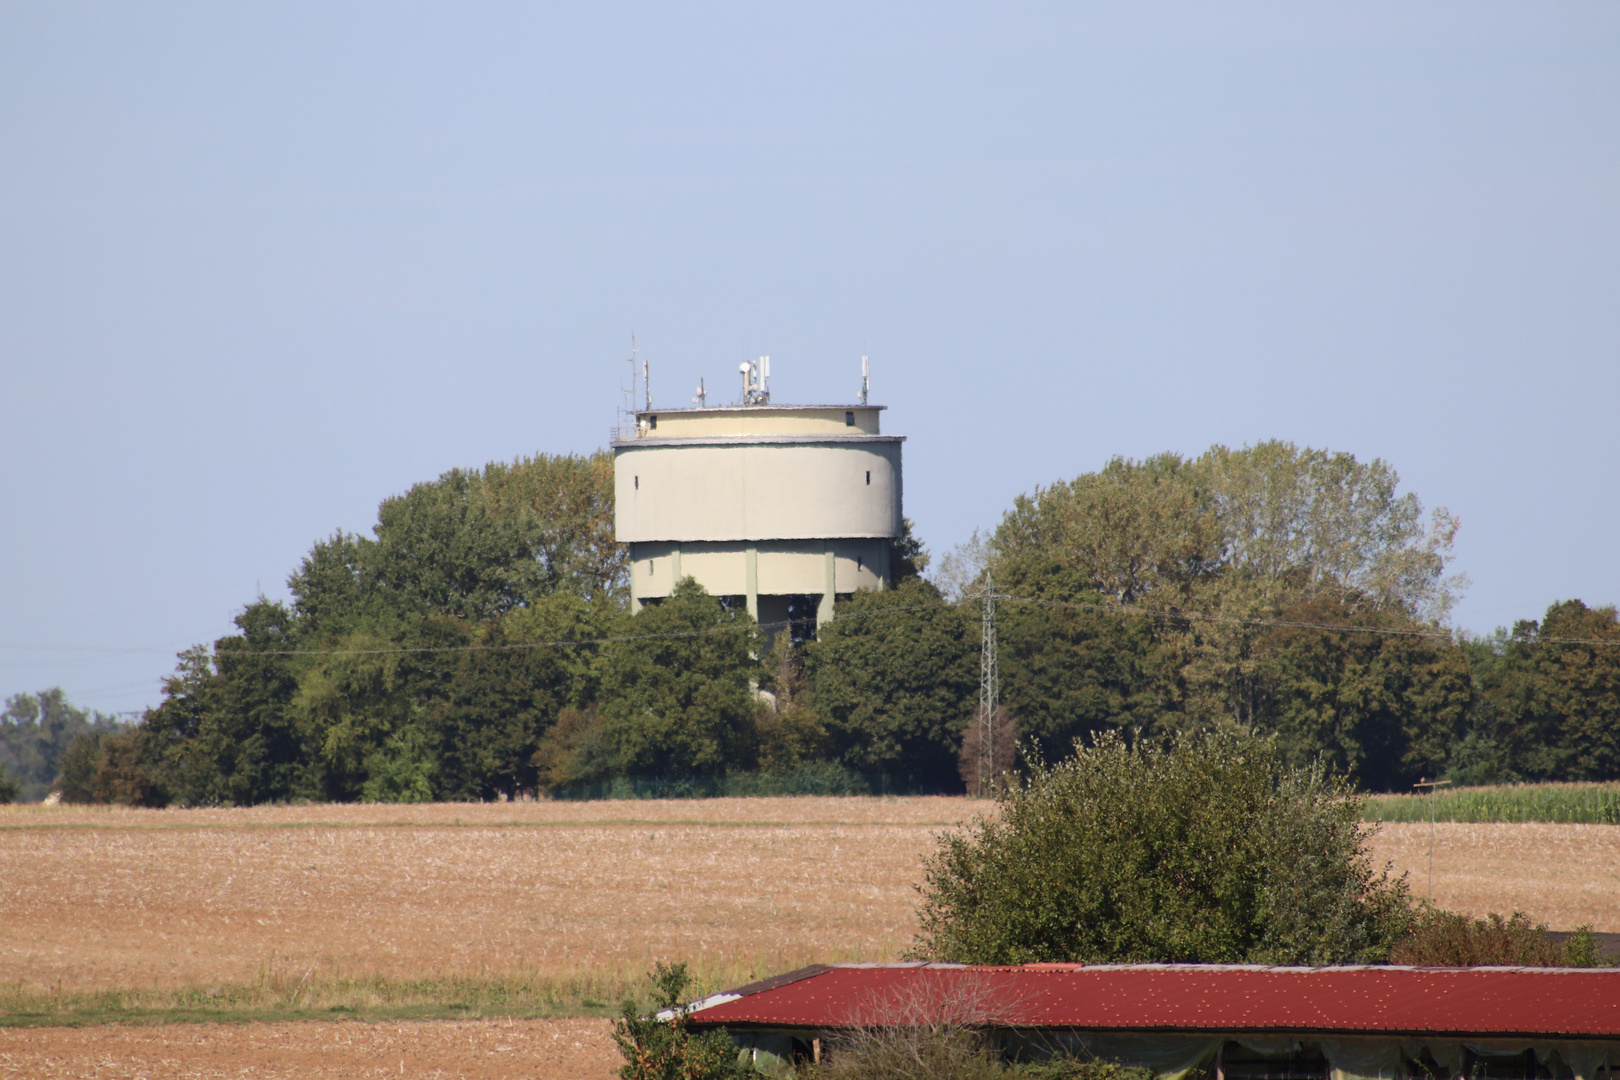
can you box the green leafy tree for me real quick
[914,730,1413,965]
[889,517,931,585]
[1477,601,1620,781]
[1246,596,1472,789]
[612,962,742,1080]
[806,580,978,788]
[352,452,624,621]
[426,593,609,799]
[994,554,1171,763]
[993,441,1464,618]
[0,764,20,804]
[0,689,126,801]
[595,580,761,779]
[140,601,310,806]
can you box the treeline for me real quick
[0,689,128,802]
[37,441,1620,806]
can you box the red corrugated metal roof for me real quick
[686,963,1620,1039]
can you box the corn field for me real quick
[1363,782,1620,824]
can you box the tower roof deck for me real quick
[620,403,886,441]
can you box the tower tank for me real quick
[613,388,903,636]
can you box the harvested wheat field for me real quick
[2,801,1617,1080]
[1365,820,1620,931]
[0,1016,617,1079]
[3,800,1615,1003]
[0,797,984,996]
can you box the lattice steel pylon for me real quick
[976,571,1000,795]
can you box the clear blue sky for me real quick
[3,3,1617,715]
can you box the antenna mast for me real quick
[740,356,772,405]
[615,335,640,441]
[976,570,1001,795]
[859,356,870,405]
[692,378,707,406]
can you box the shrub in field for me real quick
[0,763,18,804]
[1389,910,1602,967]
[915,730,1414,965]
[613,962,742,1080]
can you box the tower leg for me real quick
[745,545,759,623]
[817,548,836,632]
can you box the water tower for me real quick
[612,356,902,636]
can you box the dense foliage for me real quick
[914,731,1415,965]
[0,689,127,802]
[1387,910,1601,967]
[613,962,742,1080]
[19,439,1620,805]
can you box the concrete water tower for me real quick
[613,356,902,635]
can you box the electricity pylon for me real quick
[976,570,1001,795]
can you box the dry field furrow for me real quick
[0,1017,618,1079]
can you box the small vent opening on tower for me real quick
[845,411,854,426]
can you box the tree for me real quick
[1474,601,1620,781]
[994,453,1218,606]
[594,579,761,779]
[993,554,1170,764]
[889,517,931,585]
[1245,596,1472,790]
[426,592,608,799]
[992,442,1464,619]
[612,962,742,1080]
[984,443,1469,779]
[359,452,624,620]
[914,730,1413,965]
[140,601,311,806]
[0,689,126,802]
[806,580,978,789]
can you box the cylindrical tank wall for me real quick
[629,539,890,602]
[614,438,902,543]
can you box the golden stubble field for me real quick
[0,797,979,994]
[2,799,1617,1079]
[3,799,1618,994]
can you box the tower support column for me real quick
[817,546,836,631]
[745,545,759,622]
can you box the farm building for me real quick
[682,962,1620,1079]
[612,360,903,637]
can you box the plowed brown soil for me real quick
[0,1017,616,1079]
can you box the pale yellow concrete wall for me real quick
[628,538,888,600]
[632,543,679,600]
[754,547,826,595]
[641,406,881,437]
[615,440,902,542]
[678,547,747,595]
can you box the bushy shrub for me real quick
[612,962,742,1080]
[814,1027,1006,1080]
[1388,910,1602,967]
[915,730,1414,965]
[0,764,19,804]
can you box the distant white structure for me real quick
[612,358,903,636]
